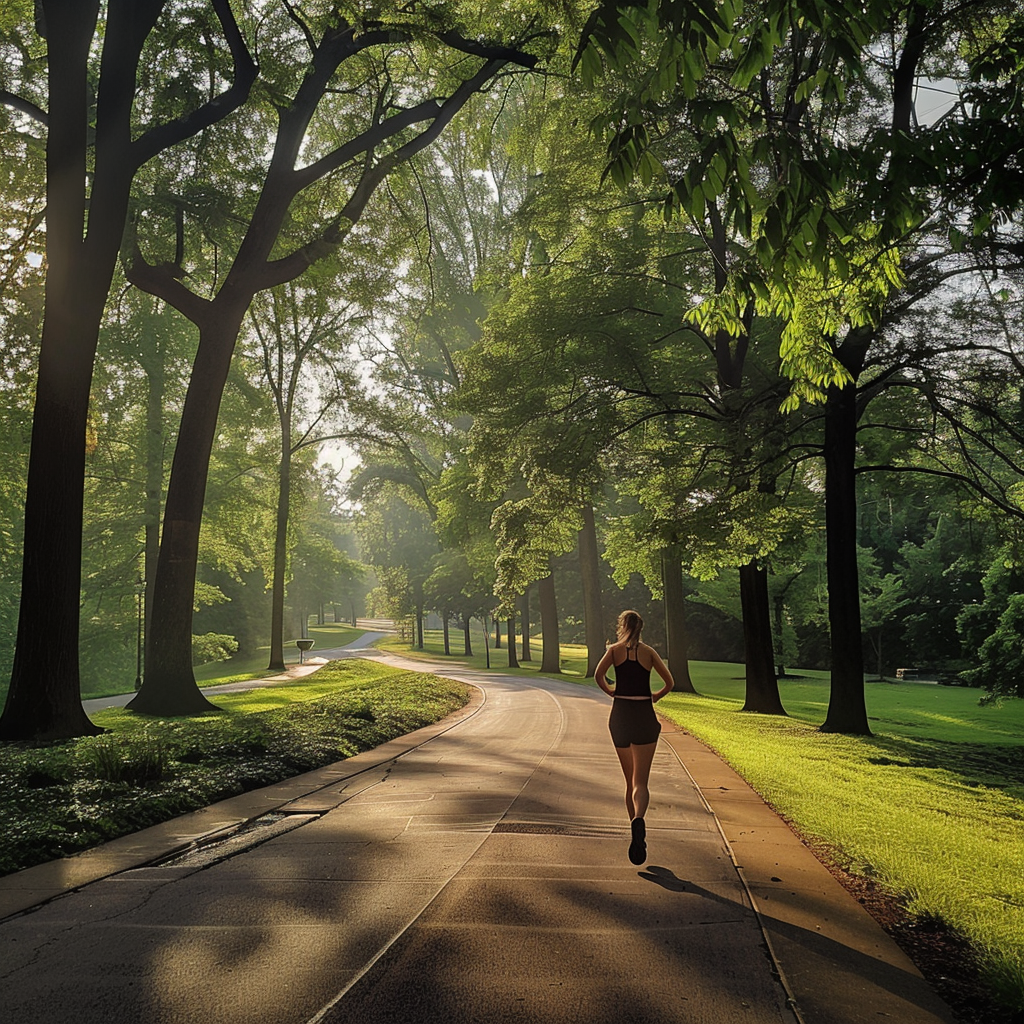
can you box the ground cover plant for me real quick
[0,658,468,877]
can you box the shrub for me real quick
[964,594,1024,700]
[86,733,167,785]
[191,632,238,666]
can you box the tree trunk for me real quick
[0,2,123,740]
[443,614,450,656]
[267,424,291,672]
[539,569,561,674]
[416,599,424,650]
[662,545,697,693]
[773,593,786,678]
[739,561,786,714]
[507,617,519,668]
[821,373,871,734]
[578,504,606,679]
[463,618,472,656]
[494,617,501,649]
[143,326,165,666]
[0,273,108,739]
[1,0,253,739]
[520,587,532,662]
[129,311,247,715]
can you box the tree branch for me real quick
[123,243,212,325]
[292,96,448,192]
[260,56,514,290]
[131,0,257,168]
[0,88,47,125]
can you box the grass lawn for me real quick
[70,622,368,702]
[382,631,1024,1011]
[375,626,591,678]
[0,658,469,877]
[654,667,1024,1011]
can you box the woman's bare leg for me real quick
[629,741,658,820]
[613,745,636,819]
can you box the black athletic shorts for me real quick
[608,698,661,748]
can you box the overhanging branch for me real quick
[0,89,47,125]
[131,0,256,168]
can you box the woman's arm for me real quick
[649,647,675,702]
[595,646,617,697]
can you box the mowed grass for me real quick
[70,622,367,702]
[657,665,1024,1010]
[1,658,469,876]
[375,626,590,678]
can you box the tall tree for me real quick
[125,8,543,715]
[246,270,362,670]
[0,0,255,740]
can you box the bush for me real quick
[86,733,166,785]
[964,594,1024,700]
[191,632,238,666]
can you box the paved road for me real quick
[7,660,797,1024]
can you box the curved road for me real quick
[4,646,952,1024]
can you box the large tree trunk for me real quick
[0,1,118,740]
[578,504,606,678]
[0,275,108,739]
[739,561,786,714]
[520,587,532,662]
[0,0,253,739]
[539,569,561,674]
[661,545,697,693]
[267,424,291,672]
[821,369,871,734]
[463,618,472,656]
[442,613,450,656]
[494,617,501,649]
[415,599,424,650]
[130,312,247,715]
[507,617,519,668]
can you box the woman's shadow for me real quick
[637,865,688,892]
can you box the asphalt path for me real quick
[5,650,799,1024]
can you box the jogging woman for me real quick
[595,610,674,865]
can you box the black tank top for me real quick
[613,645,652,698]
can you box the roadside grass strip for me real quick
[0,659,468,877]
[62,622,368,702]
[657,669,1024,1010]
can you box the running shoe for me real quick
[628,816,646,865]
